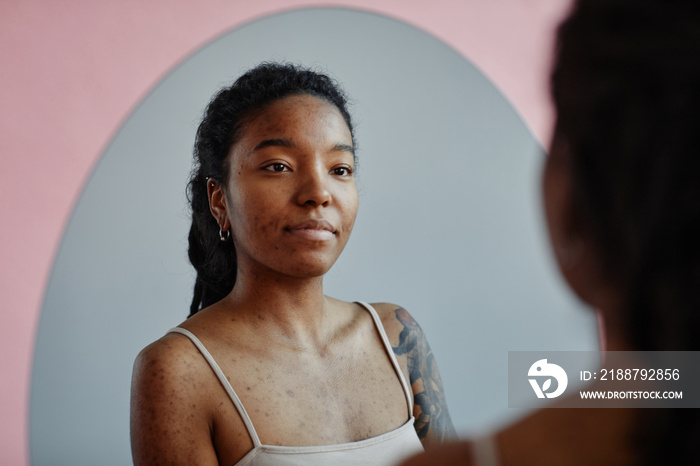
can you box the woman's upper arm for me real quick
[130,339,219,465]
[388,305,457,446]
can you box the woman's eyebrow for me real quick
[252,139,354,156]
[252,138,294,152]
[332,143,355,155]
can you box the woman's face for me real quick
[213,94,358,280]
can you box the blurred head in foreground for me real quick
[402,2,700,464]
[546,0,700,353]
[544,0,700,462]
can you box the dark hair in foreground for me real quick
[187,63,354,316]
[552,0,700,463]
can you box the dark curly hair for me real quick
[552,0,700,463]
[186,63,355,316]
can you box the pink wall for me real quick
[0,1,571,463]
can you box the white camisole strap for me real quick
[355,301,414,418]
[167,327,263,448]
[167,301,413,449]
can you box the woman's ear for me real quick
[542,135,600,307]
[207,179,229,231]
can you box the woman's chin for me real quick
[277,255,341,279]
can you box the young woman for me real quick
[402,0,700,464]
[130,63,455,465]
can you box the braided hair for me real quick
[552,0,700,462]
[186,63,355,316]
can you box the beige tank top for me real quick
[168,301,424,465]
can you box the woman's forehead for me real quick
[236,95,352,148]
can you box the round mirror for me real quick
[30,7,597,464]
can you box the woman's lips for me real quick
[286,219,335,241]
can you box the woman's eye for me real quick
[332,166,353,176]
[264,163,289,172]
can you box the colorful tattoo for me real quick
[392,307,456,444]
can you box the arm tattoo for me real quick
[392,307,456,445]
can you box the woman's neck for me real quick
[223,270,336,349]
[598,307,635,352]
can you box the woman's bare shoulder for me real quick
[134,331,202,376]
[131,331,216,418]
[367,302,418,345]
[497,405,637,465]
[131,332,219,464]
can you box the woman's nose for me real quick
[296,166,331,207]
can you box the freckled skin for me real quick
[130,95,454,465]
[214,95,359,282]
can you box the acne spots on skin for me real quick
[222,94,356,281]
[251,96,322,137]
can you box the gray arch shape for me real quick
[30,7,597,465]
